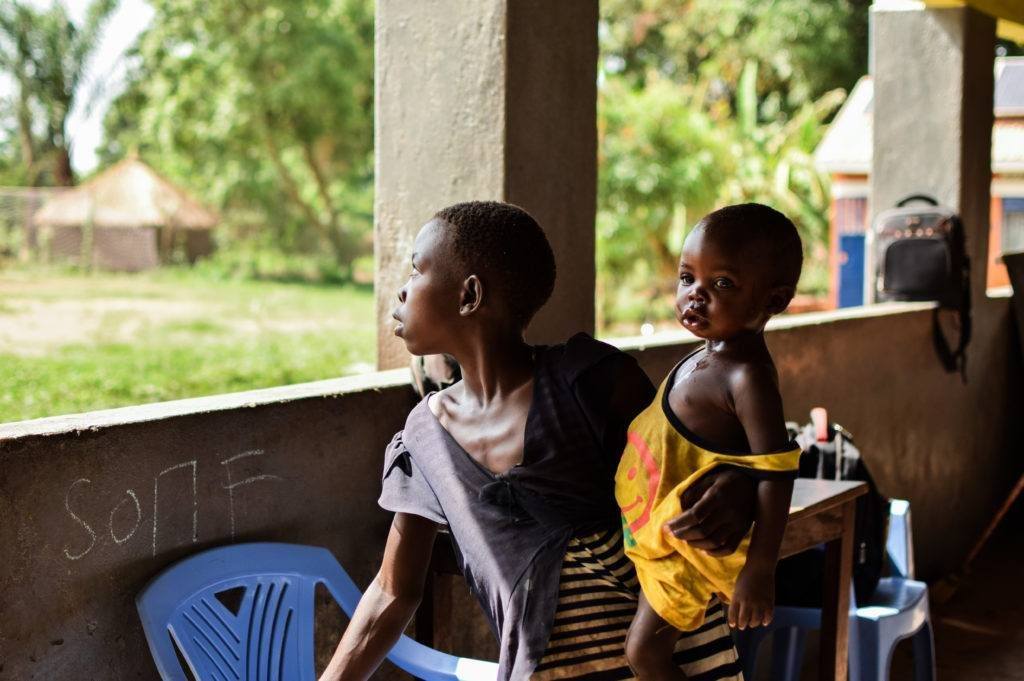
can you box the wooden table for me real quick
[419,478,866,681]
[781,478,867,681]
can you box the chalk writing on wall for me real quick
[110,489,141,545]
[221,449,283,538]
[152,460,197,557]
[64,478,97,561]
[61,449,283,562]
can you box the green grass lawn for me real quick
[0,267,376,423]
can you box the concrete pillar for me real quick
[871,4,996,303]
[374,0,598,369]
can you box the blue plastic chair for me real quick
[853,499,934,681]
[735,499,935,681]
[136,542,499,681]
[733,584,860,681]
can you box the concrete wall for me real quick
[2,303,1018,676]
[0,373,416,680]
[373,0,597,370]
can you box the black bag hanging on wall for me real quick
[873,194,972,379]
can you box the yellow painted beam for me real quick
[921,0,1024,44]
[922,0,1024,24]
[997,18,1024,43]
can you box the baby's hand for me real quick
[728,565,775,630]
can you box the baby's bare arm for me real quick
[745,479,793,573]
[727,363,795,628]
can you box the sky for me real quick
[0,0,154,175]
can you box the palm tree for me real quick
[719,60,845,266]
[0,0,118,186]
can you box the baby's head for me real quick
[676,203,802,340]
[392,201,556,355]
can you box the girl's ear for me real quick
[460,275,484,316]
[765,285,794,316]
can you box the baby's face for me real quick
[675,226,775,340]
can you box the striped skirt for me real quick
[531,527,743,680]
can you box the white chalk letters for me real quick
[63,478,97,561]
[61,449,282,562]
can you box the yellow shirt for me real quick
[614,364,800,631]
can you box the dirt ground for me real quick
[0,296,198,356]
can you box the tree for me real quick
[600,0,868,115]
[100,0,374,269]
[598,74,731,303]
[0,0,118,186]
[716,61,844,295]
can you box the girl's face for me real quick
[392,219,463,356]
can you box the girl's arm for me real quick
[665,469,757,555]
[320,512,439,681]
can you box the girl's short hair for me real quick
[434,201,556,328]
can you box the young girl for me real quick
[617,203,803,679]
[321,201,755,681]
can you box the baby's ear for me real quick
[765,285,795,316]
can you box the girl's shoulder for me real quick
[551,332,633,385]
[542,333,655,429]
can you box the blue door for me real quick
[838,234,865,308]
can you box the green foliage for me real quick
[191,241,359,286]
[597,71,840,325]
[100,0,374,270]
[717,62,845,274]
[0,0,118,186]
[600,0,868,113]
[598,75,730,303]
[596,0,862,327]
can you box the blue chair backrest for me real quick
[137,543,366,681]
[886,499,914,579]
[138,543,496,681]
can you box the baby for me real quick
[616,203,803,679]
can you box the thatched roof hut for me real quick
[33,156,218,271]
